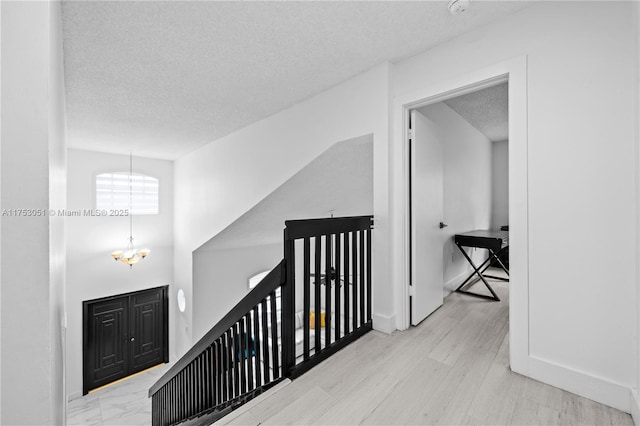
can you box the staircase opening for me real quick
[149,215,374,426]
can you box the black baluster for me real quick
[314,236,321,352]
[239,318,247,395]
[261,300,270,383]
[352,230,358,331]
[325,234,332,347]
[360,229,365,327]
[233,323,240,398]
[303,237,310,360]
[335,233,342,340]
[367,228,372,322]
[253,306,262,387]
[270,291,280,378]
[246,312,254,391]
[344,231,350,335]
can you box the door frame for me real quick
[392,56,529,373]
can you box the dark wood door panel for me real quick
[85,296,128,391]
[130,289,165,372]
[83,286,168,395]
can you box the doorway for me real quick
[82,285,169,394]
[394,57,529,372]
[409,82,509,325]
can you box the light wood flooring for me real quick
[218,276,633,426]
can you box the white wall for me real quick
[174,63,391,356]
[392,1,636,411]
[418,102,493,294]
[49,0,68,422]
[0,1,67,423]
[65,149,173,399]
[192,243,281,341]
[191,136,373,340]
[634,1,640,422]
[491,140,508,230]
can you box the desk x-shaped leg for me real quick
[454,243,509,301]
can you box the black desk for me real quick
[454,230,509,301]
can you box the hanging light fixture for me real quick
[111,153,150,267]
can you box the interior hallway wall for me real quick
[65,149,173,399]
[192,243,282,341]
[418,103,492,294]
[491,140,508,230]
[634,1,640,422]
[419,102,491,296]
[0,1,67,423]
[392,1,636,411]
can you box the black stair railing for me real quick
[284,215,374,378]
[149,261,289,426]
[149,216,373,426]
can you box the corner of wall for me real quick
[372,313,396,334]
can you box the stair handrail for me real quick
[149,259,285,397]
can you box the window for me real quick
[96,172,159,214]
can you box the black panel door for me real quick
[129,288,166,372]
[87,297,128,389]
[83,286,168,394]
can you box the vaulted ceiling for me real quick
[61,1,531,160]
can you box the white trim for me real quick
[67,391,83,402]
[443,269,475,297]
[372,313,396,335]
[390,56,529,374]
[634,0,640,419]
[631,388,640,424]
[528,355,631,413]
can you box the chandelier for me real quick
[111,153,150,267]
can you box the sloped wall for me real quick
[174,64,390,357]
[192,136,373,340]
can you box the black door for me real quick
[83,286,168,394]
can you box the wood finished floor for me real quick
[218,276,633,426]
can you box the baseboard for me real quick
[68,390,83,402]
[372,313,396,334]
[444,269,474,296]
[631,388,640,424]
[527,355,631,413]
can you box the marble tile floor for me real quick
[67,363,171,426]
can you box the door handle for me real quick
[439,222,448,229]
[130,337,135,342]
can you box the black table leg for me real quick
[454,243,502,301]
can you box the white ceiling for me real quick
[61,1,531,160]
[444,82,508,142]
[198,134,373,251]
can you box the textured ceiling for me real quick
[61,1,530,160]
[444,82,508,142]
[198,135,373,251]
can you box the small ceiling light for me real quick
[448,0,471,15]
[111,153,150,268]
